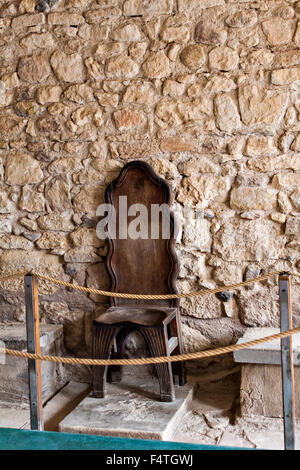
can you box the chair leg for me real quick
[92,324,120,398]
[169,316,186,386]
[107,349,122,384]
[107,327,131,384]
[140,326,175,402]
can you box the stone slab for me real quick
[0,323,63,349]
[0,323,67,403]
[240,363,300,418]
[59,377,193,441]
[0,402,30,430]
[233,328,300,418]
[233,327,300,365]
[44,381,91,432]
[0,381,91,431]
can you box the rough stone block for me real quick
[0,323,66,404]
[213,219,286,262]
[47,13,84,25]
[271,68,300,86]
[12,13,45,29]
[240,364,300,419]
[123,0,173,16]
[234,327,300,418]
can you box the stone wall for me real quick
[1,0,300,379]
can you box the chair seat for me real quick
[94,306,177,327]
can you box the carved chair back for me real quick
[104,161,179,308]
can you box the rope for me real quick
[30,270,299,299]
[0,326,299,366]
[0,269,299,300]
[0,269,299,366]
[0,271,28,282]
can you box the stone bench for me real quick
[233,327,300,419]
[0,323,67,404]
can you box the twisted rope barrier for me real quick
[0,271,29,282]
[0,325,299,366]
[0,269,300,300]
[1,269,299,300]
[35,270,287,299]
[0,269,299,366]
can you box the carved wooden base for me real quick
[92,319,186,402]
[139,326,175,401]
[92,324,121,398]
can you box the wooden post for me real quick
[279,272,295,450]
[24,273,43,431]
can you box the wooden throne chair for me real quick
[92,160,186,402]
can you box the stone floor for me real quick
[173,373,300,450]
[0,371,300,449]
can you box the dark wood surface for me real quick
[96,306,177,326]
[93,161,185,401]
[105,160,179,308]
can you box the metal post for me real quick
[279,272,295,450]
[24,273,43,431]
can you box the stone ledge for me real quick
[0,323,66,404]
[0,323,63,350]
[233,327,300,365]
